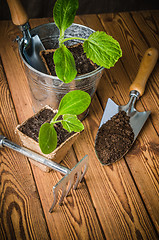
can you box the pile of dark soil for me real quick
[95,111,134,165]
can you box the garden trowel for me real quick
[95,48,158,164]
[7,0,47,73]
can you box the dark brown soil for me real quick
[41,43,97,76]
[95,111,134,165]
[18,108,74,147]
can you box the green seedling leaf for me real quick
[53,0,79,35]
[62,114,84,132]
[39,123,57,154]
[54,90,91,119]
[39,91,90,154]
[53,45,77,83]
[83,31,122,69]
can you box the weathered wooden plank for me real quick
[29,149,105,240]
[0,57,50,239]
[72,13,159,238]
[98,11,159,131]
[129,11,159,131]
[30,12,158,238]
[1,11,158,239]
[97,11,159,232]
[0,19,105,239]
[76,11,159,233]
[0,21,33,123]
[73,95,158,239]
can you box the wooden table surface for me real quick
[0,10,159,240]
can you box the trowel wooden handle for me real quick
[7,0,28,26]
[129,48,158,96]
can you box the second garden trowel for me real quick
[95,48,158,164]
[7,0,47,73]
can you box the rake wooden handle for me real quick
[7,0,28,26]
[129,48,158,96]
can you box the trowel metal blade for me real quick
[99,98,119,128]
[99,98,151,141]
[23,35,47,74]
[128,110,151,140]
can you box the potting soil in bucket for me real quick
[18,23,104,113]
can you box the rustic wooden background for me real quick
[0,10,159,239]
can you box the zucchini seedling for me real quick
[39,90,91,154]
[53,0,122,83]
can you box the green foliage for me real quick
[56,90,91,117]
[53,0,122,83]
[39,90,91,154]
[83,31,122,69]
[39,123,57,154]
[53,0,79,36]
[62,114,84,132]
[53,45,77,83]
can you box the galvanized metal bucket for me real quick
[18,23,104,113]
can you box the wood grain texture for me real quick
[77,11,159,234]
[98,11,159,233]
[27,149,105,240]
[74,12,159,237]
[73,95,158,239]
[0,19,105,240]
[99,11,159,132]
[0,58,50,239]
[76,12,159,233]
[0,11,159,239]
[0,21,33,123]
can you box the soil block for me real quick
[15,106,80,172]
[40,43,97,76]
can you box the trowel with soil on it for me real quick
[95,48,158,165]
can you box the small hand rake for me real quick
[0,135,88,212]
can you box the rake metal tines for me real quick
[49,155,88,212]
[0,135,89,212]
